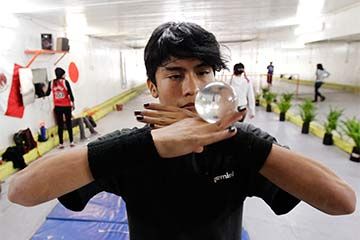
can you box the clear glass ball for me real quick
[195,81,238,123]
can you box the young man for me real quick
[8,22,355,240]
[229,62,255,121]
[266,62,274,87]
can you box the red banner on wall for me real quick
[5,64,25,118]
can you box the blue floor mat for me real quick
[32,220,129,240]
[34,191,250,239]
[47,192,127,224]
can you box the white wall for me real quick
[2,13,359,150]
[299,3,360,43]
[225,29,360,87]
[0,15,145,149]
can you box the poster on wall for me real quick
[19,68,35,105]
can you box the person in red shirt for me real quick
[45,67,75,148]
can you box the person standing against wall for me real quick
[44,67,75,148]
[266,61,274,87]
[313,63,330,102]
[230,62,255,121]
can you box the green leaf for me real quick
[298,99,317,123]
[341,117,360,148]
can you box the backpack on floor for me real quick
[13,128,37,155]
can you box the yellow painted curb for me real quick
[278,78,360,93]
[0,84,147,181]
[259,99,354,154]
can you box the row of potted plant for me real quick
[256,88,360,162]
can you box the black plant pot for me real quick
[350,147,360,162]
[266,104,272,112]
[279,112,286,121]
[301,121,310,134]
[322,133,333,145]
[255,99,260,106]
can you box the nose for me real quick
[183,73,200,97]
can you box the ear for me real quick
[147,79,159,98]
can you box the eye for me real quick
[197,70,211,76]
[168,74,183,81]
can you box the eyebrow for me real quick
[162,62,211,72]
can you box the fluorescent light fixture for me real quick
[295,0,325,36]
[296,0,325,19]
[65,9,90,42]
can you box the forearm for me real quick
[8,147,93,206]
[260,144,356,215]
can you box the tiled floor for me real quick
[0,86,359,240]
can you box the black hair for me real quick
[233,63,245,75]
[55,67,65,79]
[144,22,228,84]
[317,63,324,70]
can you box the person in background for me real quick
[229,62,255,121]
[44,67,75,148]
[313,63,330,102]
[266,61,274,87]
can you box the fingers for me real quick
[193,146,204,153]
[195,127,237,147]
[135,103,198,127]
[149,124,166,129]
[135,110,179,119]
[215,111,246,129]
[143,103,197,117]
[143,103,180,112]
[136,115,178,126]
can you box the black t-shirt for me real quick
[59,124,300,240]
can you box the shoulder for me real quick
[234,122,277,143]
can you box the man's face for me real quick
[147,57,215,112]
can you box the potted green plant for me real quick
[341,117,360,162]
[263,91,277,112]
[323,107,343,145]
[278,93,293,121]
[299,99,316,134]
[261,87,269,97]
[255,93,261,106]
[282,92,294,102]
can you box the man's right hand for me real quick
[150,111,244,158]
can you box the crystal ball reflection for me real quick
[195,81,238,123]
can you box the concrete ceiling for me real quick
[4,0,360,48]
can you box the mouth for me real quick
[181,103,195,111]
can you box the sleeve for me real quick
[232,127,273,176]
[236,123,301,214]
[324,70,330,78]
[58,181,102,211]
[65,80,75,102]
[247,174,301,215]
[247,82,255,116]
[87,126,160,180]
[58,127,160,211]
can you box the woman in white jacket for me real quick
[229,62,255,121]
[313,63,330,102]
